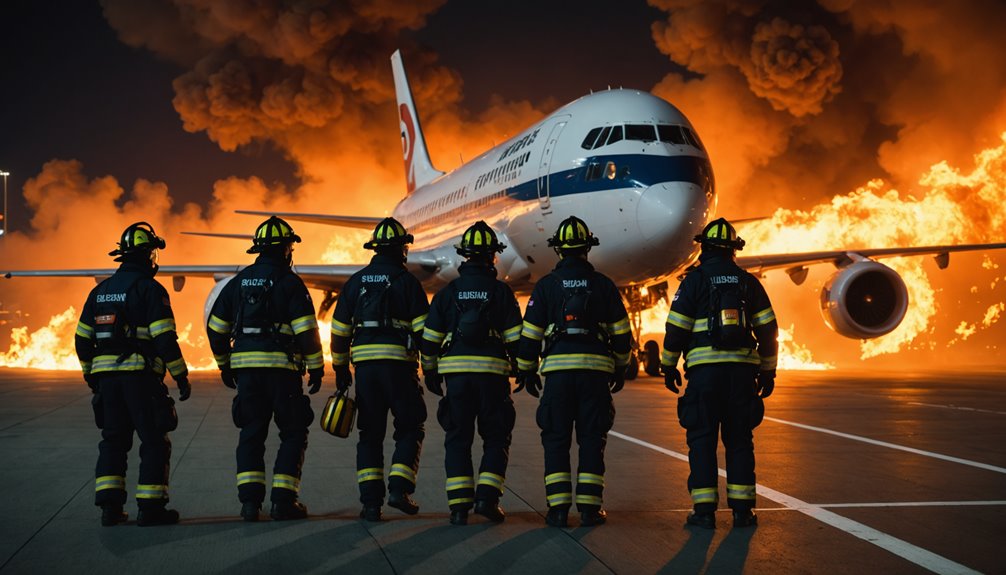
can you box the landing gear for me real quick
[618,281,670,381]
[643,340,661,376]
[624,354,639,381]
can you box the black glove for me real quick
[307,367,324,395]
[335,364,353,392]
[220,366,236,389]
[424,370,444,396]
[515,371,542,398]
[663,366,682,394]
[609,368,626,394]
[756,370,775,398]
[177,376,191,402]
[84,373,99,394]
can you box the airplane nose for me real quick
[635,182,704,245]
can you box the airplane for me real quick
[5,50,1006,378]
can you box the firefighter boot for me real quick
[475,499,506,523]
[388,491,419,515]
[450,509,468,526]
[101,505,128,527]
[580,509,607,526]
[545,506,569,528]
[270,501,308,521]
[686,511,716,529]
[360,505,383,522]
[241,502,261,522]
[733,509,757,528]
[137,505,180,527]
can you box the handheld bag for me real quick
[320,389,356,438]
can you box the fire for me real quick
[0,306,80,370]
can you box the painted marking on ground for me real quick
[764,416,1006,474]
[816,500,1006,508]
[908,401,1006,416]
[609,430,980,575]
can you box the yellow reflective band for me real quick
[666,310,695,331]
[612,351,630,367]
[575,494,603,506]
[136,484,168,499]
[331,318,353,337]
[685,346,760,368]
[446,476,475,490]
[95,475,125,492]
[420,354,438,372]
[237,471,266,486]
[516,357,539,372]
[691,487,718,503]
[291,314,318,335]
[422,327,446,344]
[605,316,631,336]
[478,472,505,490]
[727,483,756,500]
[691,318,709,333]
[577,473,604,486]
[149,318,176,338]
[390,463,417,484]
[357,468,384,483]
[760,355,778,370]
[350,344,413,363]
[134,326,152,341]
[76,321,95,339]
[208,314,232,335]
[166,357,187,377]
[448,497,475,506]
[503,324,522,343]
[439,355,510,375]
[752,307,776,327]
[304,351,324,370]
[412,314,427,332]
[521,321,545,341]
[92,354,160,374]
[332,352,350,366]
[545,472,571,485]
[273,474,301,492]
[541,353,614,374]
[80,360,92,373]
[660,348,681,367]
[547,493,573,505]
[230,351,300,370]
[213,353,230,367]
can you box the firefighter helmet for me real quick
[248,216,302,254]
[694,217,745,250]
[455,220,506,257]
[363,217,414,250]
[109,222,166,258]
[547,215,600,253]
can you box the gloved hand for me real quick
[515,371,542,398]
[307,368,324,395]
[609,367,626,394]
[220,366,236,389]
[84,373,99,394]
[756,370,775,398]
[177,376,191,402]
[424,370,444,396]
[335,364,353,392]
[663,366,682,394]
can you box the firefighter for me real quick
[330,217,430,522]
[207,216,325,522]
[515,216,632,528]
[75,222,190,527]
[661,218,778,529]
[419,221,523,526]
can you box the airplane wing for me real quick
[235,210,382,230]
[180,231,253,240]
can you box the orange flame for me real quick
[0,306,80,370]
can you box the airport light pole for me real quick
[0,170,7,238]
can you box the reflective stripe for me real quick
[420,353,438,372]
[503,324,522,343]
[390,463,416,484]
[291,314,318,335]
[439,355,510,375]
[685,346,760,368]
[166,357,187,377]
[691,318,709,333]
[612,351,630,367]
[80,360,92,373]
[577,472,604,486]
[276,323,295,336]
[727,483,756,500]
[422,327,446,344]
[230,351,300,370]
[304,351,324,370]
[448,497,475,506]
[95,475,125,492]
[213,353,230,368]
[666,310,695,331]
[547,493,573,505]
[149,318,176,338]
[412,314,427,332]
[351,344,413,363]
[237,471,266,486]
[760,355,778,370]
[136,484,168,499]
[332,352,350,366]
[661,348,681,367]
[516,357,539,372]
[604,316,631,336]
[446,476,475,490]
[575,494,603,506]
[134,326,152,341]
[545,472,571,486]
[691,487,718,504]
[541,353,614,374]
[331,318,353,337]
[521,321,545,341]
[208,314,232,335]
[76,321,94,339]
[478,472,505,490]
[752,307,776,327]
[91,354,164,374]
[273,474,301,493]
[357,468,384,483]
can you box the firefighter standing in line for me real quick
[207,216,325,522]
[661,218,778,529]
[419,221,523,526]
[515,216,632,528]
[330,217,430,522]
[75,222,190,527]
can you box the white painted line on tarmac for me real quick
[764,416,1006,474]
[907,401,1006,415]
[817,500,1006,508]
[609,430,981,575]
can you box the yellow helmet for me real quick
[547,216,599,253]
[694,218,745,250]
[455,220,506,257]
[364,217,414,250]
[248,216,302,254]
[109,222,166,258]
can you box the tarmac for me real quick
[0,368,1003,574]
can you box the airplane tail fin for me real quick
[391,50,444,194]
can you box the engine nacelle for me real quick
[820,260,908,339]
[203,275,236,328]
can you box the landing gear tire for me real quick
[643,340,661,376]
[624,354,639,380]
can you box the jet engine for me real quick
[820,260,908,339]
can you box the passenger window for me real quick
[626,124,657,142]
[595,126,612,149]
[607,125,624,145]
[581,127,603,150]
[605,162,617,180]
[585,162,602,181]
[658,125,687,145]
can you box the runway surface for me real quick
[0,368,1003,574]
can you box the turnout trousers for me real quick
[94,372,174,510]
[354,361,427,506]
[438,373,516,511]
[679,363,760,513]
[536,370,614,513]
[233,369,313,504]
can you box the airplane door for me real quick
[536,116,569,214]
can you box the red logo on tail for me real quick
[400,104,416,193]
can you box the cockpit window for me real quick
[625,124,657,142]
[684,127,705,151]
[581,127,603,150]
[658,124,687,145]
[606,125,624,146]
[596,126,612,148]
